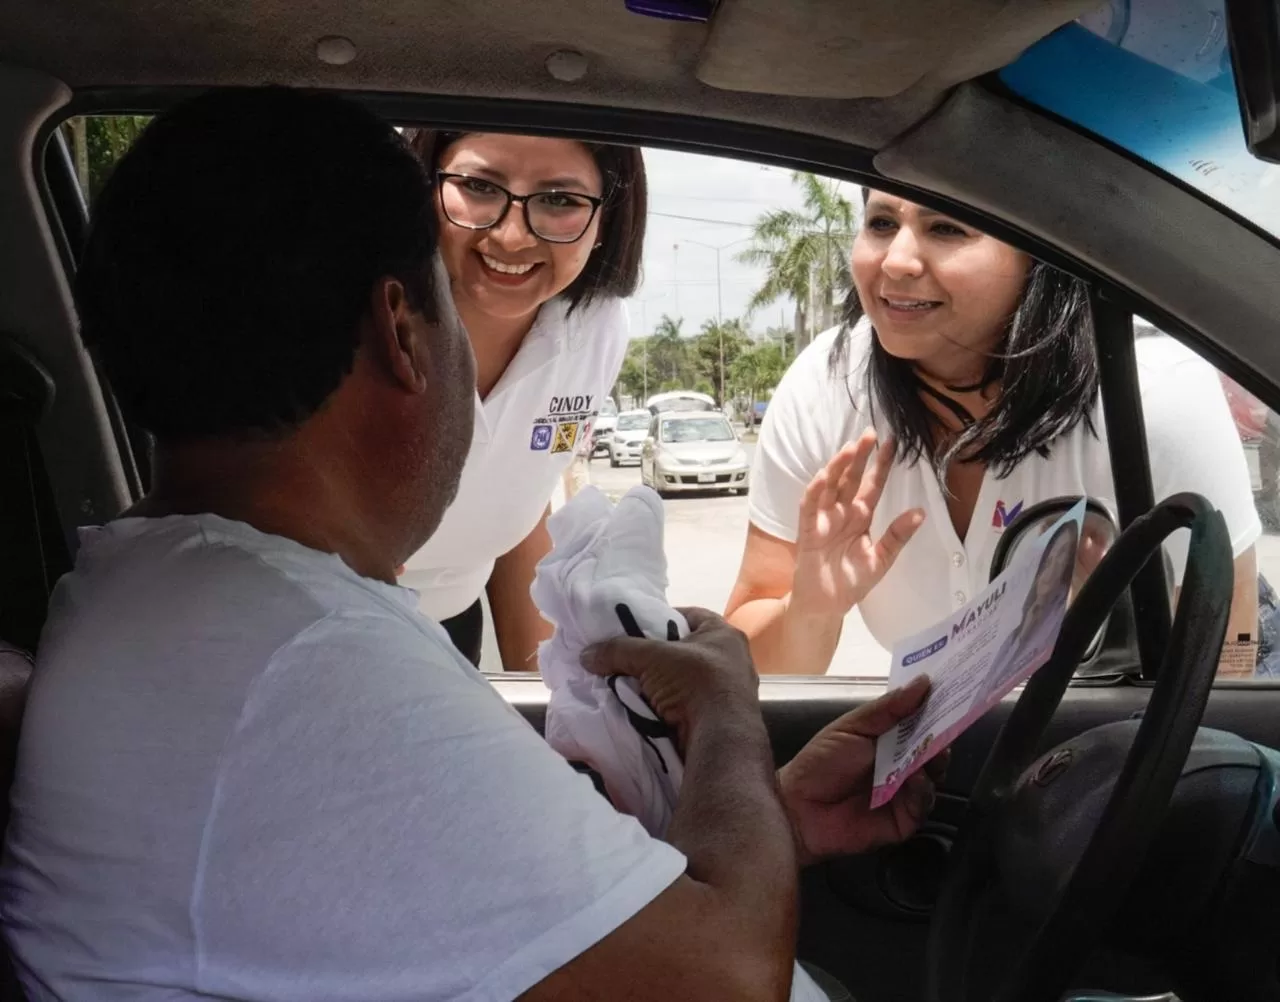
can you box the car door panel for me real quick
[495,676,1280,1000]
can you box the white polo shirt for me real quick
[402,295,629,621]
[749,318,1262,652]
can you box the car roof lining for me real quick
[5,0,1087,149]
[698,0,1097,98]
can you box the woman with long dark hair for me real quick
[727,190,1259,674]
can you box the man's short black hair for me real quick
[76,87,438,443]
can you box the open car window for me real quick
[53,116,1280,683]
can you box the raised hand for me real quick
[791,430,925,618]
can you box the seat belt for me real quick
[0,344,71,653]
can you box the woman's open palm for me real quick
[791,430,925,619]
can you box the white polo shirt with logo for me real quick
[749,318,1261,653]
[402,295,629,621]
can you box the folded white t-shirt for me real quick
[534,486,687,835]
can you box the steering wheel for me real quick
[926,493,1235,1002]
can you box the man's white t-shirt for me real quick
[749,318,1261,653]
[0,515,686,1001]
[402,295,629,621]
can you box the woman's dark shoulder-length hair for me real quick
[405,129,646,313]
[829,248,1099,486]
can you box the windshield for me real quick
[650,396,715,413]
[662,417,735,443]
[600,399,618,417]
[999,0,1280,239]
[617,414,649,431]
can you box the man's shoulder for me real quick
[40,514,463,691]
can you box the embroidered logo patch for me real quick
[992,499,1024,530]
[530,424,553,451]
[530,393,597,457]
[551,422,579,454]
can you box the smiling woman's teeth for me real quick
[481,254,536,275]
[883,297,938,311]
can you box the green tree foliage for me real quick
[63,116,152,205]
[730,341,788,413]
[737,172,856,353]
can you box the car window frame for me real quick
[37,95,1280,688]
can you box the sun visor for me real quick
[695,0,1097,99]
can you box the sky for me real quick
[630,148,861,340]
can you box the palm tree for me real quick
[695,317,750,405]
[730,342,787,417]
[648,314,689,387]
[736,173,857,352]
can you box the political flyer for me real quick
[870,499,1086,809]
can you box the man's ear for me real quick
[368,277,428,394]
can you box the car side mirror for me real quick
[988,496,1141,677]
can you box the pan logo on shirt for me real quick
[530,424,554,451]
[992,499,1024,530]
[530,392,599,453]
[551,422,580,454]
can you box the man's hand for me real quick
[778,675,946,867]
[583,608,759,752]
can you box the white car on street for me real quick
[606,409,651,467]
[589,396,618,457]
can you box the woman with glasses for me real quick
[399,130,646,669]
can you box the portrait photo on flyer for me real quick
[870,499,1085,809]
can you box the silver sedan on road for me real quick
[640,411,750,497]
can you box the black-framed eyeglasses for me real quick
[435,171,604,244]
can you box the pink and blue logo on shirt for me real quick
[992,499,1024,530]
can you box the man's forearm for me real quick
[665,704,797,981]
[731,593,843,675]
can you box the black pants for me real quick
[441,599,484,667]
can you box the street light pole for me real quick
[640,300,649,403]
[672,243,680,316]
[715,248,724,405]
[685,237,744,407]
